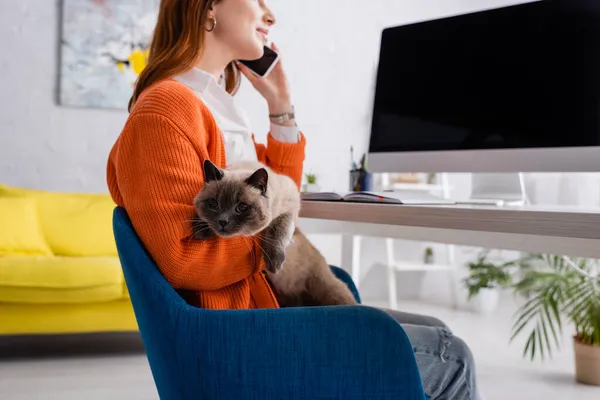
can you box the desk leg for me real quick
[386,238,398,310]
[342,234,362,290]
[447,244,458,309]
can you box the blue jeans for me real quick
[381,309,480,400]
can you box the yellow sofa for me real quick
[0,184,137,335]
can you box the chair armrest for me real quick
[330,265,362,303]
[170,305,424,399]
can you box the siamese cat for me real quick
[192,160,357,307]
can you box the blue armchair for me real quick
[113,207,425,399]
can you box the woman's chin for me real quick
[239,44,264,61]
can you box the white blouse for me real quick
[174,68,299,165]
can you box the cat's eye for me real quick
[207,199,219,210]
[235,203,249,213]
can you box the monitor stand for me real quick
[459,173,528,206]
[378,173,528,206]
[379,172,456,205]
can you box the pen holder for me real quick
[349,169,373,192]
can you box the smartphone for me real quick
[238,46,280,78]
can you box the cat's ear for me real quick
[246,168,268,195]
[203,159,224,183]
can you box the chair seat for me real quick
[0,255,127,304]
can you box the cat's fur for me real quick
[193,160,357,307]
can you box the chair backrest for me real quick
[112,207,187,310]
[112,207,190,397]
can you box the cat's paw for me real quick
[191,218,216,240]
[283,221,295,247]
[264,246,286,274]
[260,213,294,273]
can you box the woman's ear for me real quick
[205,1,219,32]
[207,0,220,17]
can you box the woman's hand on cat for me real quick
[235,43,293,116]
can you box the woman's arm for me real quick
[253,128,306,189]
[108,112,261,292]
[237,44,306,188]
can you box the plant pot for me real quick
[303,183,321,193]
[574,337,600,386]
[469,288,499,315]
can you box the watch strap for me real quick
[269,106,295,124]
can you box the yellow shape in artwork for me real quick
[128,48,149,75]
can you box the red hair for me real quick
[128,0,240,111]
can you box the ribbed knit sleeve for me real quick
[108,112,260,292]
[253,132,306,189]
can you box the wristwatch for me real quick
[269,106,295,125]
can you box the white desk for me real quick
[298,201,600,259]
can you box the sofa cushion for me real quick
[0,184,118,257]
[0,197,53,256]
[0,255,126,304]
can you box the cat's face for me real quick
[194,160,271,237]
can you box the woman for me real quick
[107,1,481,399]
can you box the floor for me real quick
[1,297,599,399]
[377,297,600,400]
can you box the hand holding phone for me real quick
[238,45,280,78]
[235,43,292,116]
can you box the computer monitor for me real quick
[368,0,600,173]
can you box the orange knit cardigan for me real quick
[106,79,306,309]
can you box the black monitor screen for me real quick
[369,0,600,153]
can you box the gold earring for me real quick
[206,16,217,32]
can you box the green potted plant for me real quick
[463,250,520,314]
[424,247,434,264]
[303,172,320,193]
[426,173,437,185]
[510,254,600,385]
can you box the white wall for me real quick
[5,0,597,305]
[240,0,539,193]
[0,0,128,192]
[0,0,535,193]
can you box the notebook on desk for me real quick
[300,191,456,205]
